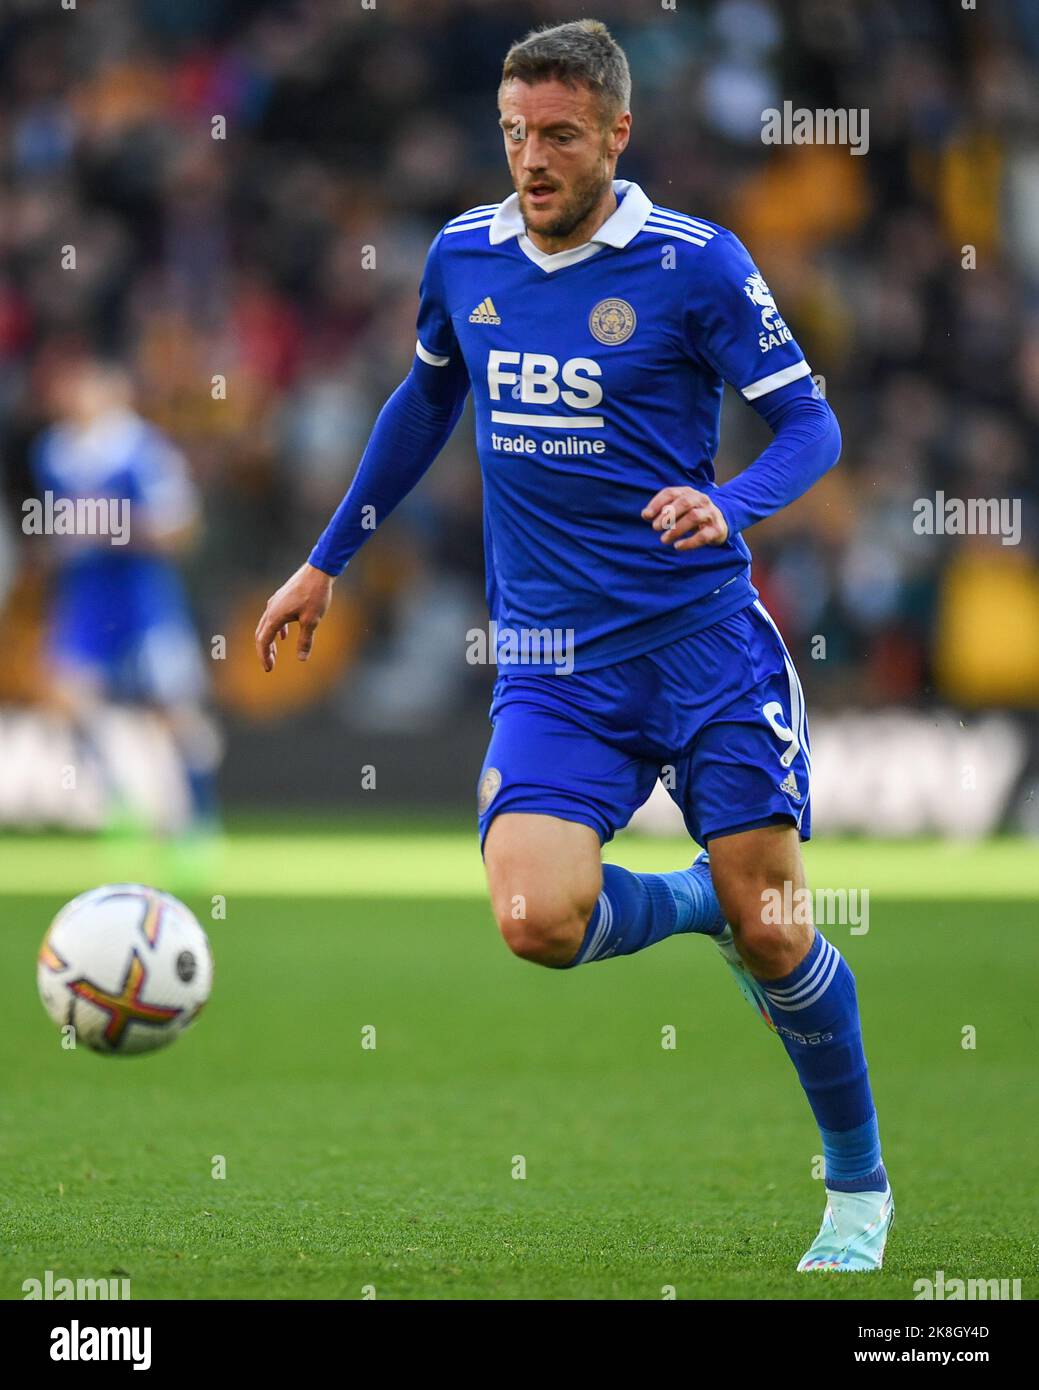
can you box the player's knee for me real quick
[719,880,813,976]
[733,915,793,974]
[495,898,589,968]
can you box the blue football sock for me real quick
[566,859,725,967]
[659,860,727,937]
[185,764,220,829]
[756,930,886,1191]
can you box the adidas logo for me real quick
[468,297,502,325]
[780,769,801,799]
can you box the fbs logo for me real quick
[469,297,502,325]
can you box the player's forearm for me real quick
[308,360,469,576]
[711,394,841,537]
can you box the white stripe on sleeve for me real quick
[415,339,450,367]
[741,360,812,400]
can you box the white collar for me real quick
[488,179,653,271]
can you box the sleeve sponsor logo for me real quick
[744,273,793,353]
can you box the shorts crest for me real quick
[478,767,502,814]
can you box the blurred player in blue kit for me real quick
[256,20,893,1270]
[33,358,219,835]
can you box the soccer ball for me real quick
[37,884,213,1056]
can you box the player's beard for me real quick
[520,162,612,242]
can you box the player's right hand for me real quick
[255,562,334,672]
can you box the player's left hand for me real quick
[641,486,730,551]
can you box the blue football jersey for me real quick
[32,409,199,642]
[416,180,814,670]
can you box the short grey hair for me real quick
[500,19,632,124]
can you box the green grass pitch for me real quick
[1,829,1036,1300]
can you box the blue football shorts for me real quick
[477,599,811,851]
[51,605,207,707]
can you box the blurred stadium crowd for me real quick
[2,0,1038,737]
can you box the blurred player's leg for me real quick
[137,623,221,833]
[49,667,128,822]
[164,704,222,831]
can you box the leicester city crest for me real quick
[589,297,636,345]
[478,767,502,814]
